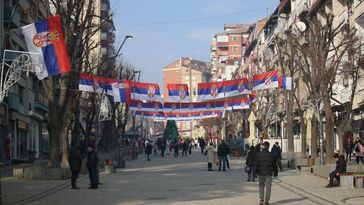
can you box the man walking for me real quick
[271,142,283,171]
[254,141,278,205]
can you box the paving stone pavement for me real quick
[2,150,364,205]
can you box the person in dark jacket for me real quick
[217,140,230,171]
[326,154,347,187]
[254,141,278,205]
[344,138,354,161]
[146,142,153,161]
[86,145,99,189]
[68,143,83,189]
[245,146,256,182]
[271,142,283,171]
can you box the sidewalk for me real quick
[1,152,364,205]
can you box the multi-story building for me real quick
[210,24,250,82]
[0,0,49,163]
[163,57,210,138]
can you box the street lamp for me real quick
[115,35,133,58]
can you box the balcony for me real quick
[8,93,20,111]
[216,42,228,48]
[4,7,21,28]
[34,93,48,112]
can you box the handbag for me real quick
[244,165,251,173]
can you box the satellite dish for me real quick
[295,21,307,32]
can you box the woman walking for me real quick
[205,142,216,171]
[354,138,364,164]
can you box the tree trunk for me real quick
[322,95,335,164]
[300,114,306,157]
[286,91,294,153]
[337,125,344,155]
[311,118,318,158]
[60,124,70,168]
[47,116,61,168]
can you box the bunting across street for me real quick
[252,70,279,90]
[111,80,131,103]
[129,100,163,112]
[167,84,190,102]
[197,81,225,101]
[131,82,162,103]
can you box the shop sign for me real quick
[17,120,29,131]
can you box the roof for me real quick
[216,26,251,36]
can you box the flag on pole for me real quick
[131,82,162,102]
[111,80,131,103]
[252,70,279,90]
[278,76,292,90]
[22,15,71,79]
[167,84,190,102]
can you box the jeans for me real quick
[88,166,98,188]
[276,157,283,170]
[258,175,272,203]
[329,170,339,186]
[218,155,227,171]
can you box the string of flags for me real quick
[18,15,293,121]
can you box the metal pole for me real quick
[189,60,192,139]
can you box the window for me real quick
[42,128,49,153]
[28,120,36,152]
[233,47,238,52]
[19,85,24,104]
[217,35,228,42]
[233,36,238,41]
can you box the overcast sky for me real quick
[110,0,278,87]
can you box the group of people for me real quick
[344,137,364,164]
[204,140,231,171]
[68,142,99,190]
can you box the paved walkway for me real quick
[2,151,364,205]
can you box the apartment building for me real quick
[163,57,210,138]
[0,0,49,163]
[210,24,250,82]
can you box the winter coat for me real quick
[246,150,256,167]
[206,145,216,163]
[354,142,364,157]
[271,145,282,159]
[335,155,347,173]
[146,143,153,155]
[217,143,230,157]
[345,140,354,154]
[68,147,83,172]
[254,150,278,177]
[86,150,98,168]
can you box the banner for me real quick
[224,78,250,97]
[22,15,71,79]
[129,100,163,112]
[163,102,215,113]
[167,84,190,102]
[253,70,278,90]
[131,82,162,102]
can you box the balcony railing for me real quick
[216,42,228,48]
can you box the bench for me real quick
[296,165,312,174]
[354,175,364,188]
[339,172,364,188]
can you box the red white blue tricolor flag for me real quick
[111,80,131,103]
[131,82,162,102]
[224,78,250,97]
[129,100,163,112]
[22,15,71,80]
[278,76,292,90]
[79,73,118,96]
[167,84,190,102]
[197,81,225,101]
[163,102,215,113]
[253,70,279,90]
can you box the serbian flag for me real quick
[79,73,118,95]
[129,100,163,112]
[253,70,279,90]
[224,78,250,97]
[229,98,251,110]
[278,76,293,90]
[131,82,162,102]
[167,84,190,102]
[111,80,131,103]
[198,81,225,101]
[135,111,165,120]
[22,15,71,80]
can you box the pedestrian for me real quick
[146,142,153,161]
[188,139,192,155]
[174,140,179,158]
[200,138,206,154]
[254,141,278,205]
[205,142,216,171]
[68,143,83,189]
[182,139,188,157]
[153,142,158,157]
[217,140,229,172]
[271,142,283,171]
[353,138,364,164]
[326,153,346,187]
[245,145,256,182]
[344,137,354,161]
[86,145,99,189]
